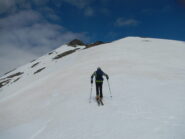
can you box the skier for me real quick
[91,67,109,100]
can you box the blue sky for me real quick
[0,0,185,75]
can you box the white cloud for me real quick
[115,17,139,27]
[0,0,97,13]
[0,0,31,14]
[100,8,110,16]
[0,10,88,75]
[84,7,94,16]
[0,0,96,75]
[0,0,53,14]
[0,45,38,76]
[0,0,106,18]
[32,0,50,6]
[62,0,93,9]
[0,0,16,14]
[0,10,42,29]
[61,0,96,16]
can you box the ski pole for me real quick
[89,83,93,103]
[107,80,112,98]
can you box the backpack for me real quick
[96,69,104,81]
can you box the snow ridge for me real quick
[0,37,185,139]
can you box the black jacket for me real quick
[91,69,109,83]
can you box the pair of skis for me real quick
[96,98,104,106]
[90,80,112,106]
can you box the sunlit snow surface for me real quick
[0,37,185,139]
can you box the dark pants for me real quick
[96,82,103,98]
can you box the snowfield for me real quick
[0,37,185,139]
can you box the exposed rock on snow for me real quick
[68,39,85,47]
[34,67,46,74]
[53,48,80,60]
[0,79,11,88]
[4,69,16,75]
[67,39,105,48]
[85,41,105,49]
[31,62,40,68]
[0,72,23,88]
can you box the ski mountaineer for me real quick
[91,67,109,100]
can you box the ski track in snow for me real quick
[29,120,51,139]
[0,37,185,139]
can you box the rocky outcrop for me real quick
[86,41,105,49]
[67,39,105,48]
[68,39,85,47]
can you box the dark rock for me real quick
[13,77,20,83]
[67,39,105,49]
[86,41,105,49]
[53,48,80,60]
[48,52,53,55]
[34,67,46,74]
[31,62,39,68]
[6,72,23,78]
[0,79,11,88]
[4,68,16,75]
[30,59,36,63]
[0,72,23,88]
[68,39,85,47]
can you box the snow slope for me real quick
[0,37,185,139]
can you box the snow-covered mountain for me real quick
[0,37,185,139]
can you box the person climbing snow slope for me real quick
[91,67,109,101]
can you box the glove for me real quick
[106,75,109,80]
[91,79,93,84]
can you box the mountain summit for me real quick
[67,39,105,48]
[67,39,85,47]
[0,37,185,139]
